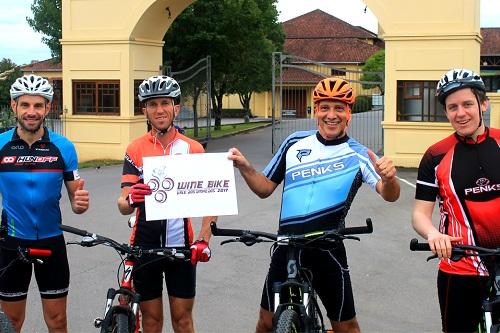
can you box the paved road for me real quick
[23,126,441,332]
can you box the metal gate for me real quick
[271,52,384,154]
[165,56,212,147]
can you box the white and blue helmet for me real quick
[10,74,54,102]
[138,75,181,102]
[436,68,485,105]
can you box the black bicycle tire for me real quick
[113,313,129,333]
[275,308,301,333]
[0,310,15,333]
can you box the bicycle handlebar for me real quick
[210,218,373,246]
[410,238,500,262]
[60,224,191,260]
[409,238,431,251]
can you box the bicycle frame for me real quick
[60,224,190,333]
[95,257,141,333]
[272,244,324,332]
[410,239,500,333]
[211,218,373,333]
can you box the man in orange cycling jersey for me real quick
[117,75,215,333]
[412,68,500,332]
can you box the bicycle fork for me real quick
[94,259,141,331]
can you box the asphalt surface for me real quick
[22,126,441,332]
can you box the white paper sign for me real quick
[143,153,238,220]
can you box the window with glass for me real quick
[73,80,120,115]
[397,80,447,122]
[331,68,346,76]
[134,80,143,115]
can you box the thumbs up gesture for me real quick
[367,150,396,182]
[72,178,89,214]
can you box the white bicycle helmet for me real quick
[436,68,485,105]
[138,75,181,102]
[10,74,54,102]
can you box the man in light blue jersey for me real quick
[228,77,400,333]
[0,74,89,333]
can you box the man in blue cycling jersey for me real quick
[228,77,400,333]
[0,74,89,333]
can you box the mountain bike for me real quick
[211,218,373,333]
[410,238,500,333]
[60,224,191,333]
[0,226,52,333]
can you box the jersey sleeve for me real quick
[415,148,440,202]
[121,146,142,187]
[53,135,80,181]
[348,139,380,190]
[262,132,305,184]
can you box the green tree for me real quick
[0,58,22,108]
[226,0,284,122]
[164,0,284,129]
[360,49,385,94]
[26,0,62,60]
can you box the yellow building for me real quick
[18,0,500,166]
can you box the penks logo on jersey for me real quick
[464,177,500,196]
[296,149,312,162]
[1,155,59,164]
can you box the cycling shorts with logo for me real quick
[132,254,196,301]
[0,235,69,301]
[260,243,355,322]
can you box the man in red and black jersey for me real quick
[117,75,216,333]
[412,68,500,332]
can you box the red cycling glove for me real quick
[190,240,211,265]
[128,183,152,207]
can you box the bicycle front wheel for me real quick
[0,310,15,333]
[275,309,301,333]
[113,313,129,333]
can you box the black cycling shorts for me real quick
[132,254,196,302]
[0,235,69,301]
[260,243,356,322]
[437,270,489,332]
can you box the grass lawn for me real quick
[183,120,271,139]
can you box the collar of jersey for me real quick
[316,131,349,146]
[455,127,489,144]
[12,126,50,143]
[147,127,178,143]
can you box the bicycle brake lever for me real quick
[220,239,238,246]
[426,254,438,261]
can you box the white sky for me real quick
[1,0,499,66]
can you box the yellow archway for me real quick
[61,0,194,161]
[62,0,494,166]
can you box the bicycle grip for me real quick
[410,238,431,251]
[341,218,373,235]
[60,224,90,237]
[27,248,52,257]
[210,222,244,237]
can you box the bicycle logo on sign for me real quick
[147,165,175,203]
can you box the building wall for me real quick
[58,0,497,165]
[364,0,497,167]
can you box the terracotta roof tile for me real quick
[281,9,382,64]
[481,28,500,55]
[19,58,61,72]
[283,9,376,39]
[285,38,382,63]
